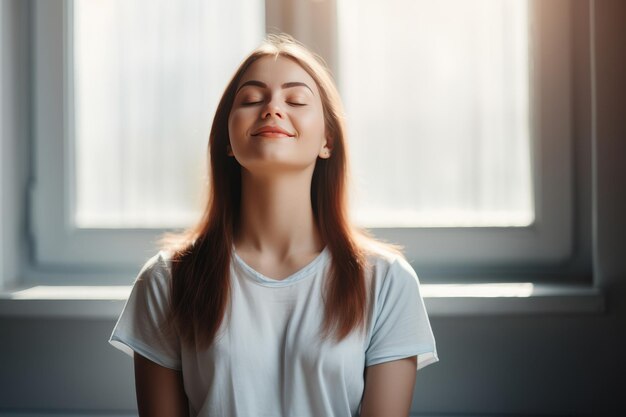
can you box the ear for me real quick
[318,135,332,159]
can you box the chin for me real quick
[240,158,316,175]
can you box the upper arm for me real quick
[134,352,189,417]
[359,356,418,417]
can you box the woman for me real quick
[109,33,438,417]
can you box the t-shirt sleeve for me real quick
[365,257,439,371]
[108,252,182,370]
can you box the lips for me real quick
[251,125,295,137]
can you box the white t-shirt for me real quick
[109,244,438,417]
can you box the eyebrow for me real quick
[235,80,315,95]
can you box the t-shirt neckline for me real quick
[232,244,330,287]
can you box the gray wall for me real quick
[1,0,625,416]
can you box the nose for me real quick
[261,98,284,119]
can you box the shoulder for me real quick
[134,250,174,287]
[361,242,419,290]
[359,245,426,328]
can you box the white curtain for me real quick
[338,0,533,227]
[73,0,264,228]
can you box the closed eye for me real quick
[240,101,307,107]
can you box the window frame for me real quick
[29,0,579,283]
[331,0,575,276]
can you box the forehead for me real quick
[237,55,319,95]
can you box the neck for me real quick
[234,169,324,258]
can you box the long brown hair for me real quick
[159,33,404,349]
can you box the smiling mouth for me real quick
[251,124,295,137]
[252,132,293,138]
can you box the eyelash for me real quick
[241,101,306,107]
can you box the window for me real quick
[340,0,533,228]
[30,0,574,282]
[30,0,264,271]
[333,0,574,276]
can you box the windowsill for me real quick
[0,282,605,318]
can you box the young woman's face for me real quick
[227,55,330,176]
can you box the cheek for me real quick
[298,109,326,139]
[228,110,247,139]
